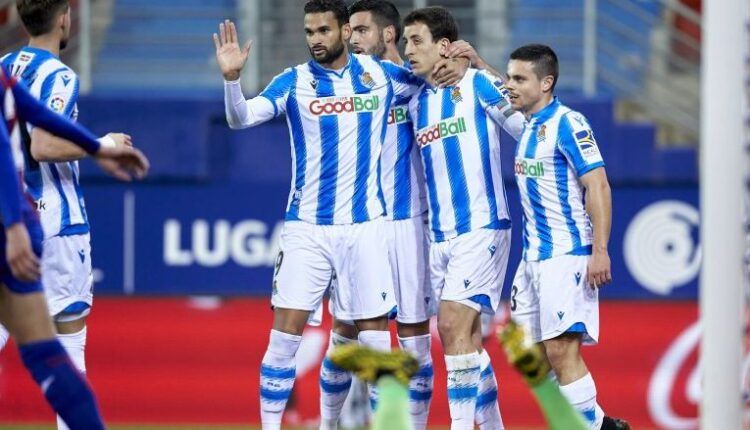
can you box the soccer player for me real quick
[212,1,422,428]
[504,44,629,430]
[317,1,466,428]
[0,5,134,428]
[0,66,148,430]
[402,7,524,429]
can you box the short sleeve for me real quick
[557,111,605,177]
[41,69,79,119]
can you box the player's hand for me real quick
[213,20,253,81]
[94,145,150,182]
[107,132,132,147]
[444,40,481,66]
[587,249,612,288]
[431,57,469,88]
[5,222,40,282]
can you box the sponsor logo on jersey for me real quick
[493,79,510,99]
[415,117,467,147]
[309,95,380,116]
[514,158,545,177]
[387,105,410,125]
[310,79,318,90]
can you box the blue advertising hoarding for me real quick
[84,183,699,300]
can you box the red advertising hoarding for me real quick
[0,299,715,428]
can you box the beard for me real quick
[369,36,386,58]
[309,39,346,65]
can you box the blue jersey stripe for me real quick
[350,57,373,223]
[69,165,89,226]
[472,75,499,227]
[553,150,582,250]
[392,120,413,220]
[418,91,443,240]
[315,73,339,224]
[48,163,71,229]
[441,89,471,235]
[285,69,306,221]
[524,123,553,259]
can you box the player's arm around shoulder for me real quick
[474,70,525,141]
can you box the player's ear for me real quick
[438,38,451,56]
[541,75,554,93]
[341,22,352,40]
[383,25,395,45]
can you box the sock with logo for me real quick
[558,373,605,430]
[19,339,104,429]
[445,352,481,430]
[260,329,302,430]
[56,327,88,430]
[475,349,504,429]
[398,334,433,430]
[358,330,391,411]
[319,331,356,430]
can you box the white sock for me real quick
[358,330,391,411]
[475,349,504,429]
[0,325,9,351]
[319,332,356,430]
[56,327,88,430]
[559,373,605,430]
[398,334,433,430]
[445,352,481,430]
[260,329,302,430]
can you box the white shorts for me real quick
[271,219,396,321]
[42,233,93,321]
[430,228,511,315]
[324,215,436,325]
[510,254,599,344]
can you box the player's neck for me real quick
[28,34,61,57]
[524,94,554,120]
[382,45,403,66]
[319,50,350,71]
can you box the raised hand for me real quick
[213,19,253,81]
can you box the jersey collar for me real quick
[308,53,352,79]
[530,96,560,124]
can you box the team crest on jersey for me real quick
[360,72,375,88]
[537,124,547,143]
[310,79,318,90]
[49,96,66,113]
[450,86,463,103]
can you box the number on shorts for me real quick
[510,285,518,311]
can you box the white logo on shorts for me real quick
[624,201,700,296]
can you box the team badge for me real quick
[360,72,375,88]
[450,86,463,103]
[537,124,547,143]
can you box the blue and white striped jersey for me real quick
[380,63,426,220]
[225,53,420,225]
[2,47,88,238]
[515,97,605,261]
[408,69,524,242]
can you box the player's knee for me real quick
[543,335,582,371]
